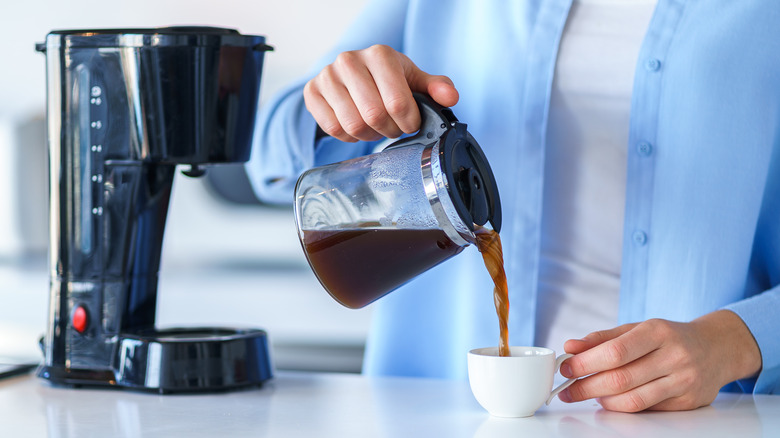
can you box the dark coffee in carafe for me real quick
[303,223,511,358]
[302,227,464,309]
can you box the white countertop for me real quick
[1,371,778,438]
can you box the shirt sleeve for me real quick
[245,0,410,204]
[724,285,780,394]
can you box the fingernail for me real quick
[559,388,572,403]
[560,363,573,378]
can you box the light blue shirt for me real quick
[247,0,780,393]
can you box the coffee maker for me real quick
[35,27,273,393]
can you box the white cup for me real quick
[467,346,576,417]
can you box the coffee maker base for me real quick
[38,327,273,394]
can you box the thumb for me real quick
[401,56,459,108]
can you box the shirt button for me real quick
[637,141,653,156]
[645,58,662,72]
[632,230,648,246]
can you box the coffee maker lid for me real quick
[40,26,270,50]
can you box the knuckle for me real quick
[303,80,319,102]
[341,118,371,138]
[319,64,335,80]
[607,369,633,392]
[366,44,394,59]
[677,369,700,391]
[624,391,649,413]
[646,318,672,338]
[669,346,692,368]
[586,330,608,343]
[315,65,339,86]
[319,121,345,139]
[605,340,630,364]
[303,80,313,97]
[362,105,390,128]
[334,50,359,70]
[384,94,414,118]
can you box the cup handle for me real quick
[545,353,576,406]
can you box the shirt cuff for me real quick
[723,284,780,394]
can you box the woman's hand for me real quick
[558,310,762,412]
[303,44,459,143]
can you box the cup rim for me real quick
[468,346,555,357]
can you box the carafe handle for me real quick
[384,93,458,150]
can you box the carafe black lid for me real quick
[38,26,270,50]
[394,94,502,233]
[369,93,503,233]
[439,121,502,233]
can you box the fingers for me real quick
[403,57,459,108]
[596,375,682,413]
[304,78,360,143]
[564,324,638,355]
[304,44,458,142]
[560,346,701,412]
[558,319,723,412]
[567,374,708,413]
[425,76,459,108]
[338,47,408,139]
[563,321,660,378]
[362,49,419,134]
[594,370,714,412]
[562,349,669,403]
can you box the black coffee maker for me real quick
[35,27,273,393]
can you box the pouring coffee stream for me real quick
[295,93,510,356]
[475,227,511,357]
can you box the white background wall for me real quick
[0,0,367,119]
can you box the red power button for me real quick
[72,305,88,333]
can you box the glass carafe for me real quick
[294,94,502,308]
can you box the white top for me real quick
[536,0,657,350]
[0,372,776,437]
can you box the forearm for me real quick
[245,80,317,204]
